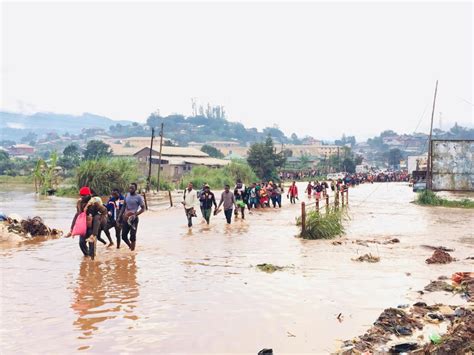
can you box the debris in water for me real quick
[353,237,400,246]
[3,216,62,238]
[256,263,284,273]
[451,272,474,302]
[337,303,473,354]
[352,254,380,263]
[286,331,296,337]
[423,308,474,354]
[426,249,455,264]
[421,245,455,252]
[424,280,455,292]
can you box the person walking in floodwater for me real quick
[103,188,124,248]
[117,183,145,251]
[234,179,247,220]
[182,182,198,228]
[217,184,235,224]
[305,181,313,199]
[199,184,217,225]
[68,186,107,259]
[288,181,298,204]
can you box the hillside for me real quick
[0,111,133,141]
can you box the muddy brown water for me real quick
[0,183,473,354]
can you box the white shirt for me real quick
[183,188,198,209]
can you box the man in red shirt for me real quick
[287,181,298,204]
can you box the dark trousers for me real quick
[224,209,233,224]
[290,196,296,204]
[121,217,139,249]
[185,208,194,227]
[272,195,282,207]
[79,235,94,257]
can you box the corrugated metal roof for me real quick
[151,156,229,166]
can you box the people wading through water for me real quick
[103,188,124,248]
[234,179,247,220]
[68,186,107,260]
[117,183,145,251]
[217,184,235,224]
[182,182,198,228]
[288,181,298,204]
[247,182,258,210]
[272,183,283,208]
[305,181,313,199]
[199,184,217,225]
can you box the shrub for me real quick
[297,209,345,239]
[416,190,474,208]
[180,161,259,190]
[75,158,139,196]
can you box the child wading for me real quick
[117,183,145,251]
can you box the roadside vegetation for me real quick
[297,209,345,240]
[416,190,474,208]
[179,161,258,190]
[75,158,139,196]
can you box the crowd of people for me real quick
[67,183,145,259]
[68,170,408,258]
[181,179,291,227]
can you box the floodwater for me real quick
[0,183,473,354]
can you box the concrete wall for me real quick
[431,140,474,191]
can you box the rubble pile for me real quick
[339,304,474,354]
[3,216,62,238]
[426,249,455,264]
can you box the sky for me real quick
[1,1,473,141]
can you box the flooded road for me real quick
[0,183,473,354]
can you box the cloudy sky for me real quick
[1,1,472,140]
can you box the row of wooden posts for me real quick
[300,189,349,233]
[141,190,174,211]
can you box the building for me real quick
[105,136,175,157]
[8,144,35,156]
[133,147,229,180]
[188,141,241,156]
[407,154,428,174]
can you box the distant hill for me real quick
[0,111,133,141]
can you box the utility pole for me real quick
[426,80,438,190]
[156,123,164,192]
[146,127,155,192]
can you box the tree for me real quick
[247,136,286,180]
[59,143,82,171]
[83,140,113,160]
[200,144,225,158]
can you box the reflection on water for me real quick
[72,255,139,339]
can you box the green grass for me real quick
[416,190,474,208]
[179,161,258,190]
[296,209,345,239]
[0,175,33,184]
